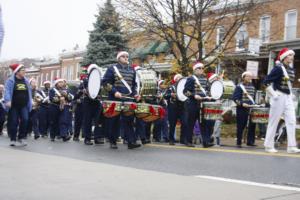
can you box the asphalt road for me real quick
[0,135,299,187]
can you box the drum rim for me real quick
[88,68,101,99]
[176,77,188,102]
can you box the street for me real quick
[0,135,300,200]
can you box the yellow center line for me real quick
[147,144,300,158]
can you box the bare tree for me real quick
[116,0,261,75]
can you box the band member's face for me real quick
[30,80,37,89]
[119,55,129,65]
[194,67,204,76]
[56,81,64,88]
[44,83,50,89]
[284,54,294,64]
[243,74,252,83]
[16,68,26,78]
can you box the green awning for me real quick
[154,41,170,54]
[140,41,160,55]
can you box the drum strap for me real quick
[113,66,132,95]
[240,84,255,104]
[193,75,206,96]
[53,88,62,97]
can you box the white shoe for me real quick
[287,147,300,154]
[10,141,16,146]
[265,147,278,153]
[17,139,27,147]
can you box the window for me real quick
[235,24,248,51]
[50,70,54,82]
[56,69,60,78]
[184,34,191,47]
[260,15,271,43]
[216,27,225,46]
[76,63,80,79]
[45,73,49,81]
[285,10,297,40]
[69,66,73,80]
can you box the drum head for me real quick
[210,80,223,100]
[88,68,101,99]
[176,78,187,102]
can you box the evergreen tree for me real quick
[81,0,127,67]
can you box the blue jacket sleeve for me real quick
[232,86,243,106]
[183,77,195,99]
[4,78,13,103]
[102,66,117,96]
[263,66,283,86]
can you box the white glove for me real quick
[266,85,279,100]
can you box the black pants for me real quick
[236,107,256,145]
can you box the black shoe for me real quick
[110,143,118,149]
[50,138,55,142]
[141,139,151,145]
[247,143,257,147]
[73,136,80,142]
[186,143,195,147]
[95,138,105,144]
[63,136,71,142]
[128,143,141,149]
[84,140,93,145]
[34,135,40,140]
[236,144,242,148]
[203,143,214,148]
[169,141,175,146]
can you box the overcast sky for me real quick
[0,0,105,61]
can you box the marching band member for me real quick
[81,64,105,145]
[72,66,88,142]
[37,81,51,137]
[165,74,185,145]
[102,51,141,149]
[49,77,72,142]
[232,71,256,148]
[28,78,40,139]
[263,48,300,153]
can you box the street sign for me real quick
[246,60,259,79]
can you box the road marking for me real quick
[147,144,300,158]
[195,175,300,192]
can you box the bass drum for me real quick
[136,69,158,97]
[210,80,223,100]
[87,66,102,99]
[176,77,187,102]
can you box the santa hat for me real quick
[173,74,182,83]
[87,64,100,74]
[242,71,252,79]
[208,73,218,83]
[43,80,51,85]
[9,63,24,74]
[54,77,64,85]
[277,48,295,62]
[158,80,164,86]
[117,51,129,60]
[131,64,141,71]
[193,62,204,71]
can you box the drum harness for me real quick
[113,66,132,96]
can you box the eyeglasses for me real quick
[121,55,129,58]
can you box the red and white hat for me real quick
[173,74,182,83]
[193,62,204,71]
[131,64,141,71]
[117,51,129,60]
[277,48,295,62]
[208,73,218,83]
[54,77,64,85]
[9,63,24,74]
[87,64,100,74]
[43,80,51,85]
[158,80,164,86]
[242,71,252,79]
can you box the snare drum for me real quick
[102,101,122,118]
[250,107,269,124]
[142,104,162,122]
[210,80,235,100]
[135,103,151,119]
[136,69,158,97]
[122,102,137,116]
[87,65,102,99]
[202,102,223,120]
[176,78,188,102]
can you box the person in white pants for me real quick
[264,48,300,153]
